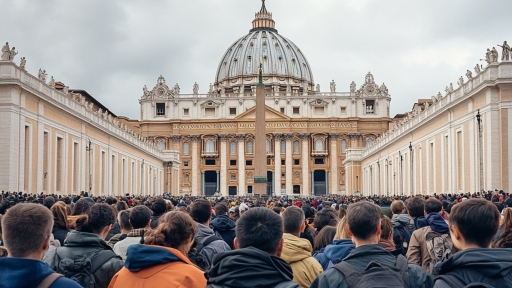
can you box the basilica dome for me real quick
[214,1,315,95]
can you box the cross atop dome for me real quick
[251,0,277,33]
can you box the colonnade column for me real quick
[237,134,246,196]
[190,135,200,196]
[329,133,339,195]
[274,134,282,195]
[219,134,228,196]
[300,133,310,195]
[284,133,293,195]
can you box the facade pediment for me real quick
[309,99,329,107]
[235,105,290,120]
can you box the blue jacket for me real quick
[314,239,355,270]
[0,257,82,288]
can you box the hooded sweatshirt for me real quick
[210,214,236,249]
[108,244,206,288]
[0,257,82,288]
[391,213,414,228]
[426,213,449,233]
[314,239,355,270]
[281,233,323,287]
[207,246,299,288]
[434,248,512,287]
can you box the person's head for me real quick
[282,206,305,236]
[71,198,95,216]
[235,207,283,256]
[190,200,212,225]
[116,201,129,212]
[151,198,167,216]
[2,203,53,258]
[338,204,347,219]
[406,197,425,218]
[346,201,381,245]
[425,198,443,214]
[75,203,116,239]
[214,202,229,216]
[51,201,68,230]
[129,205,152,229]
[229,206,240,221]
[334,216,349,240]
[313,207,338,232]
[43,196,55,209]
[390,200,405,215]
[501,208,512,230]
[380,215,393,242]
[450,198,500,249]
[144,211,198,256]
[118,210,132,233]
[313,226,337,252]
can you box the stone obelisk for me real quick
[254,61,268,195]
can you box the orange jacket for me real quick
[108,245,206,288]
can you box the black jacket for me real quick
[44,230,124,288]
[434,248,512,287]
[52,226,70,246]
[210,215,236,249]
[206,246,299,288]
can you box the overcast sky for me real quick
[1,0,510,119]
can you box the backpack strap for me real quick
[434,274,467,287]
[36,273,63,288]
[90,250,118,274]
[395,255,411,288]
[332,261,361,287]
[198,235,224,251]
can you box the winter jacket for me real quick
[434,248,512,288]
[113,229,146,260]
[417,216,428,229]
[44,230,124,288]
[52,227,70,246]
[311,244,433,288]
[106,222,121,242]
[206,246,299,288]
[196,223,231,269]
[149,214,162,229]
[107,234,127,248]
[0,257,82,288]
[406,213,455,274]
[210,215,236,249]
[108,244,206,288]
[314,239,355,270]
[281,233,323,287]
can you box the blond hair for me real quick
[334,216,349,240]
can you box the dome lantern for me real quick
[251,0,277,33]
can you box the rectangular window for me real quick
[267,159,271,165]
[248,174,253,180]
[293,107,300,115]
[365,100,375,114]
[230,160,237,166]
[246,160,253,166]
[205,159,216,165]
[184,161,189,167]
[340,107,347,114]
[229,107,237,116]
[156,103,165,116]
[314,107,324,114]
[294,159,300,165]
[247,186,253,194]
[281,160,285,166]
[282,173,285,178]
[205,108,215,116]
[280,107,285,114]
[293,185,300,194]
[315,158,325,165]
[183,108,189,116]
[231,174,236,180]
[229,186,237,195]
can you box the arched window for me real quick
[341,140,347,153]
[183,142,189,155]
[293,140,300,154]
[281,140,286,153]
[157,140,165,151]
[230,141,236,155]
[315,139,324,152]
[206,140,215,153]
[247,141,253,154]
[366,138,374,148]
[266,139,271,153]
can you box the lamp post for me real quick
[86,138,93,195]
[476,110,484,192]
[409,142,413,196]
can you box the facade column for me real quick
[191,135,200,196]
[329,133,340,194]
[219,134,228,196]
[201,172,205,196]
[300,133,310,195]
[274,134,282,195]
[284,133,293,195]
[170,135,181,195]
[237,134,246,196]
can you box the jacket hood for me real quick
[207,246,294,287]
[392,214,414,227]
[196,223,215,242]
[426,212,449,233]
[124,244,189,272]
[64,230,111,249]
[440,248,512,278]
[0,258,56,288]
[417,216,428,229]
[211,215,236,231]
[281,233,314,263]
[324,239,355,263]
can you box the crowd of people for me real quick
[1,189,512,287]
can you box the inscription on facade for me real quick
[173,122,357,130]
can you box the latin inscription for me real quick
[173,122,357,130]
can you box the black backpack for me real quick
[188,235,224,271]
[333,254,410,288]
[393,223,415,255]
[55,250,117,288]
[435,275,496,288]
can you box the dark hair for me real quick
[71,198,95,216]
[75,203,116,234]
[129,205,152,229]
[236,207,282,254]
[116,201,129,212]
[118,210,132,231]
[151,198,167,216]
[43,196,55,209]
[446,201,457,214]
[214,202,229,216]
[313,226,336,252]
[313,207,338,232]
[144,211,198,249]
[190,200,211,224]
[282,206,304,234]
[450,198,499,248]
[406,197,425,218]
[425,198,442,214]
[347,201,381,240]
[338,204,347,219]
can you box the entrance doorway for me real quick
[313,170,327,195]
[267,171,274,196]
[204,171,218,196]
[293,185,300,194]
[228,186,237,196]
